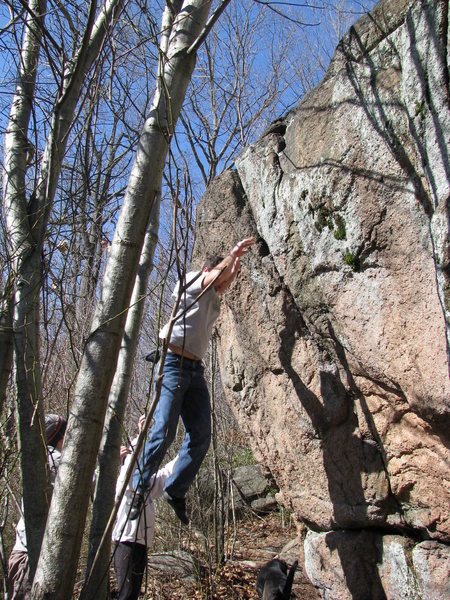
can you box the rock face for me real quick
[304,531,450,600]
[193,0,449,597]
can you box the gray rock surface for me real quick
[147,551,198,580]
[305,531,450,600]
[232,464,271,500]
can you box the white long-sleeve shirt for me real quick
[159,271,220,359]
[112,439,178,547]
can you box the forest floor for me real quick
[110,511,320,599]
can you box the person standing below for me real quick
[113,415,178,600]
[130,237,255,523]
[7,414,67,600]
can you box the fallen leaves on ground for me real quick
[119,511,318,599]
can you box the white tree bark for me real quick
[2,0,51,576]
[84,198,160,600]
[32,1,212,597]
[2,0,125,585]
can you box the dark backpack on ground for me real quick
[256,558,298,599]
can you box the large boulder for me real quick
[193,0,449,597]
[304,531,450,600]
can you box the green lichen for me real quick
[309,202,346,239]
[415,99,425,120]
[444,283,450,312]
[333,214,347,240]
[344,250,361,272]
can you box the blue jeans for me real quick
[133,353,211,498]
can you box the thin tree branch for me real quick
[187,0,233,55]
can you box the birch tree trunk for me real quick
[2,0,50,576]
[84,198,160,600]
[2,0,125,584]
[32,1,212,597]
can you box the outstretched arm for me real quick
[203,237,255,294]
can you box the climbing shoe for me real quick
[163,491,189,525]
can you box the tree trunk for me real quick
[2,0,51,577]
[84,198,160,600]
[2,0,125,587]
[0,284,14,411]
[32,1,212,597]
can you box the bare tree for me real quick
[84,198,161,599]
[0,281,13,410]
[2,0,126,584]
[31,0,224,596]
[3,0,59,575]
[178,0,299,186]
